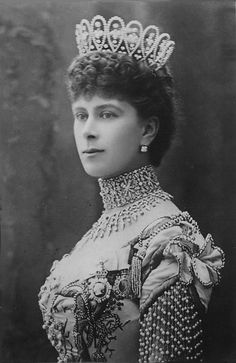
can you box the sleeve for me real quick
[129,212,225,363]
[139,281,204,362]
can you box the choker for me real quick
[99,165,166,210]
[81,165,172,243]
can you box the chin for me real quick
[82,163,124,179]
[82,164,110,179]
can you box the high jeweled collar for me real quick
[98,165,161,210]
[77,165,172,242]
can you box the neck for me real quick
[80,164,172,242]
[98,164,162,210]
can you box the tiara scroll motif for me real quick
[75,15,175,71]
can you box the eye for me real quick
[100,111,117,119]
[75,112,88,121]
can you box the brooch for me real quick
[113,270,131,298]
[88,261,112,303]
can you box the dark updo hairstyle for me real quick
[66,51,176,167]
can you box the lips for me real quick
[83,148,104,154]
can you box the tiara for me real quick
[75,15,175,71]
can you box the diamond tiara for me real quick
[75,15,175,71]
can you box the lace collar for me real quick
[98,165,163,210]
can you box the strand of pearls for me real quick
[139,281,203,362]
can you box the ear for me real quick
[141,116,159,146]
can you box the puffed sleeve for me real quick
[129,212,224,363]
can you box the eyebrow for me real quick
[73,104,123,113]
[95,104,122,111]
[72,106,87,113]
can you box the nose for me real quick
[82,115,98,139]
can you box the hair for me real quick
[66,51,177,166]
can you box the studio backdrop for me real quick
[1,0,235,362]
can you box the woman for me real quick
[38,15,224,363]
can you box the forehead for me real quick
[72,95,136,113]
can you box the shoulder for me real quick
[139,200,223,280]
[135,202,224,309]
[149,198,181,220]
[139,199,200,248]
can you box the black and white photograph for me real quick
[1,1,235,362]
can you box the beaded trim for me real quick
[98,165,170,210]
[164,232,225,287]
[40,269,132,362]
[136,211,200,258]
[83,193,171,242]
[139,281,204,362]
[80,165,172,243]
[130,211,200,298]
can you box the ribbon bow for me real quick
[163,233,225,287]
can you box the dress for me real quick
[38,165,224,363]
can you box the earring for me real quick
[140,145,148,153]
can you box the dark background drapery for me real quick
[1,0,235,362]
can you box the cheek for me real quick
[73,121,82,148]
[109,123,141,151]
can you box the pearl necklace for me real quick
[82,165,172,243]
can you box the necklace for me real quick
[81,165,172,243]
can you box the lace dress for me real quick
[38,165,224,362]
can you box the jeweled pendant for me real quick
[88,262,112,303]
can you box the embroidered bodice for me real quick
[38,165,224,363]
